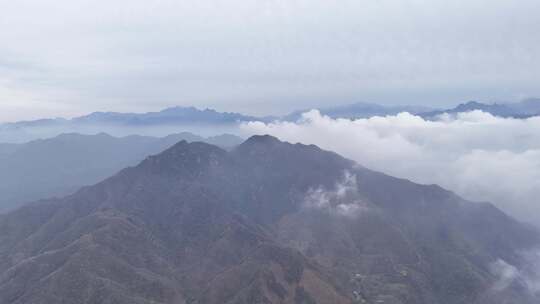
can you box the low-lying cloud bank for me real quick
[242,110,540,226]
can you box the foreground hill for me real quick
[0,132,243,212]
[0,135,539,303]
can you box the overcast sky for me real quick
[1,0,539,121]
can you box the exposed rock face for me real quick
[0,135,538,304]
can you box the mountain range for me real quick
[4,107,262,129]
[0,132,243,213]
[418,98,540,119]
[300,98,540,120]
[0,107,263,143]
[70,107,266,125]
[2,98,540,143]
[1,135,538,303]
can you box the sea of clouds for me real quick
[242,110,540,226]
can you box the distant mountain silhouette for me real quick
[0,132,243,212]
[0,106,266,143]
[3,107,262,128]
[71,106,263,125]
[2,99,540,143]
[1,135,538,303]
[420,98,540,118]
[285,98,540,121]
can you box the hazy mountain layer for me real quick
[419,98,540,119]
[2,99,540,143]
[0,132,243,213]
[0,107,265,143]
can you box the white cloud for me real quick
[490,259,521,291]
[242,110,540,226]
[490,251,540,295]
[303,171,368,218]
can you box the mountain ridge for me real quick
[1,135,539,303]
[2,99,540,143]
[0,132,244,213]
[419,98,540,119]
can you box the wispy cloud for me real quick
[303,171,369,218]
[490,250,540,296]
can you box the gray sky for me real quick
[1,0,539,121]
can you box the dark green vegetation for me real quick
[0,135,538,303]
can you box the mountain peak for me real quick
[455,101,485,110]
[151,139,226,162]
[235,135,289,155]
[159,106,199,113]
[243,134,282,145]
[138,140,226,176]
